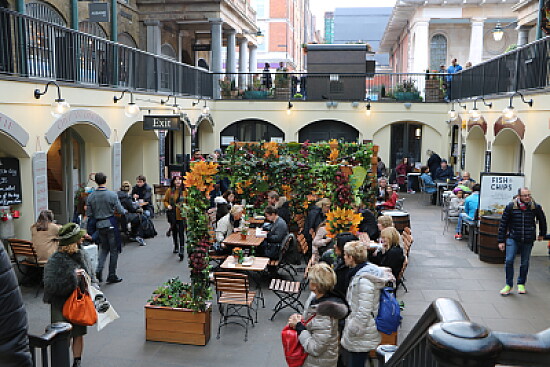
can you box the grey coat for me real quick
[266,216,288,247]
[43,250,96,305]
[299,293,349,367]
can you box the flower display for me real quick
[325,207,363,238]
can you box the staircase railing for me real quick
[377,298,550,367]
[28,322,72,367]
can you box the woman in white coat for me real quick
[341,241,394,367]
[288,263,349,367]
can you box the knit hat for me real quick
[58,223,86,247]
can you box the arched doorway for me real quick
[389,122,423,168]
[465,126,486,181]
[195,116,214,152]
[492,129,523,173]
[121,122,159,188]
[220,119,284,147]
[298,120,358,143]
[530,137,550,256]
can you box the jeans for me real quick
[172,220,185,255]
[348,351,369,367]
[505,238,533,287]
[97,227,119,279]
[456,213,472,234]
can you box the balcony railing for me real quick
[0,7,213,98]
[451,36,550,100]
[216,72,448,102]
[377,298,550,367]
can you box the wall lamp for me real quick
[365,98,372,117]
[326,101,338,108]
[193,99,210,115]
[287,101,293,115]
[34,81,71,118]
[161,94,179,109]
[114,89,140,118]
[448,100,466,120]
[469,97,493,121]
[502,92,533,123]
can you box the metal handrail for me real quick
[28,322,72,367]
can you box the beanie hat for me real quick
[58,223,86,247]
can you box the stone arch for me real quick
[161,44,177,59]
[492,128,523,173]
[220,119,284,147]
[121,121,159,188]
[298,119,358,143]
[26,0,67,26]
[79,21,107,38]
[118,32,138,48]
[465,125,486,181]
[45,109,111,145]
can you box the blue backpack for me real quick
[375,287,402,335]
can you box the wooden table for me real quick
[220,256,269,307]
[248,218,265,228]
[222,232,265,247]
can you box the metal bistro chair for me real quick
[214,272,258,342]
[442,196,460,235]
[269,277,308,321]
[8,239,46,296]
[268,233,297,280]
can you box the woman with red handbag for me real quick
[43,223,98,367]
[286,263,349,367]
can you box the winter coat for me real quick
[43,250,96,305]
[131,183,154,216]
[163,187,185,221]
[303,206,325,244]
[463,192,479,220]
[266,216,289,256]
[312,226,331,261]
[341,262,393,353]
[448,195,464,217]
[380,192,398,210]
[299,294,349,367]
[395,163,410,186]
[215,213,236,243]
[497,200,547,244]
[420,173,437,194]
[369,246,405,281]
[275,197,292,226]
[427,153,441,177]
[0,245,32,367]
[434,166,454,181]
[31,222,61,262]
[359,209,379,241]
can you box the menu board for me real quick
[0,157,22,205]
[479,173,524,216]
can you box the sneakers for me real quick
[517,284,526,294]
[454,234,462,240]
[500,285,512,296]
[407,190,415,194]
[136,237,146,246]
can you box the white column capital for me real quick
[471,18,486,24]
[208,18,223,25]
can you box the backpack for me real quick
[375,287,402,335]
[138,215,157,239]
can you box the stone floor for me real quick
[20,194,550,366]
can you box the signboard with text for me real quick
[479,173,524,216]
[0,157,22,206]
[89,3,109,22]
[143,115,181,131]
[32,152,48,220]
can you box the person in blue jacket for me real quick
[420,166,437,204]
[455,184,480,240]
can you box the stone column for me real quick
[226,29,237,78]
[178,31,183,62]
[145,20,161,90]
[209,18,223,99]
[238,37,248,89]
[468,18,485,65]
[248,44,258,73]
[411,20,429,73]
[517,25,531,46]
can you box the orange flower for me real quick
[184,161,219,192]
[325,207,362,238]
[329,148,339,163]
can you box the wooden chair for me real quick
[7,239,45,296]
[396,255,409,294]
[268,233,297,280]
[214,272,258,342]
[153,184,169,215]
[268,277,307,321]
[402,227,413,257]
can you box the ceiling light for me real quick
[492,23,504,42]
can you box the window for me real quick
[79,21,107,38]
[26,1,66,26]
[430,34,447,71]
[251,0,267,19]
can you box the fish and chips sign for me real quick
[479,173,524,216]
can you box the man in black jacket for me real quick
[0,245,32,366]
[426,150,441,179]
[497,188,547,296]
[262,205,289,260]
[267,191,291,226]
[131,175,154,218]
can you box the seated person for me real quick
[377,215,394,233]
[312,220,332,264]
[131,175,154,218]
[377,177,389,202]
[215,190,236,223]
[117,181,145,245]
[30,210,61,263]
[215,205,244,253]
[456,171,476,190]
[420,166,437,204]
[448,188,466,217]
[455,184,480,240]
[358,206,379,241]
[368,227,405,281]
[261,205,289,260]
[377,186,398,211]
[434,159,454,182]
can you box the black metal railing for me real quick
[451,36,550,100]
[0,7,213,98]
[28,322,72,367]
[377,298,550,367]
[215,72,448,102]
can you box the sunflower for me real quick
[325,207,362,238]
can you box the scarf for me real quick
[516,197,529,211]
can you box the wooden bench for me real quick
[7,239,46,296]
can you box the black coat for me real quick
[0,245,32,367]
[359,209,379,241]
[131,183,154,216]
[369,246,405,281]
[498,200,547,243]
[427,153,441,177]
[303,206,325,244]
[277,200,291,227]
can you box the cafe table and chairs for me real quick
[220,255,269,308]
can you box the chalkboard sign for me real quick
[0,158,22,205]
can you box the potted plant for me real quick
[219,77,236,99]
[232,247,244,263]
[244,77,269,99]
[393,79,421,101]
[145,161,219,346]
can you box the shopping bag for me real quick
[84,273,120,331]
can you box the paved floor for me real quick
[20,194,550,366]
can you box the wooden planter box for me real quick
[145,303,211,346]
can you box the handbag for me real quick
[62,276,98,326]
[281,315,315,367]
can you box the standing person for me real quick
[87,172,126,284]
[43,223,98,367]
[131,175,154,218]
[446,58,462,100]
[164,176,186,261]
[261,63,272,89]
[376,157,387,178]
[455,184,480,240]
[191,149,205,162]
[498,188,547,296]
[303,198,331,248]
[395,157,411,192]
[341,241,394,367]
[267,190,291,226]
[0,242,32,367]
[287,263,349,367]
[426,150,441,179]
[30,209,61,262]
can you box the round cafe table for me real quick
[381,210,410,233]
